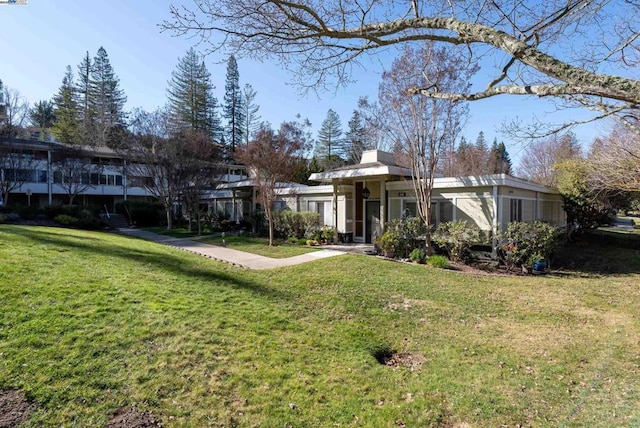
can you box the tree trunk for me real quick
[165,207,172,230]
[266,207,274,246]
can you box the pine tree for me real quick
[29,100,55,139]
[241,83,261,145]
[167,48,221,141]
[474,131,489,174]
[223,54,244,157]
[89,47,127,147]
[490,138,512,174]
[76,52,93,145]
[52,66,79,144]
[314,109,344,170]
[344,110,367,165]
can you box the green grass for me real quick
[143,226,217,239]
[197,234,319,258]
[1,225,640,427]
[144,227,319,258]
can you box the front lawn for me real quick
[144,227,319,258]
[197,234,319,258]
[1,225,639,426]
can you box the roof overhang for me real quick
[309,165,412,182]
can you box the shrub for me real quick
[14,204,40,220]
[44,205,84,219]
[377,216,426,259]
[495,221,561,271]
[320,226,335,243]
[432,220,481,262]
[54,214,78,225]
[76,209,107,230]
[427,255,450,269]
[115,200,164,227]
[273,211,320,240]
[0,213,20,223]
[409,248,426,264]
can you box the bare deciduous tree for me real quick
[517,132,582,187]
[126,107,220,230]
[0,140,37,206]
[163,1,640,134]
[587,125,640,193]
[0,86,29,138]
[52,145,102,205]
[235,121,310,246]
[371,42,474,254]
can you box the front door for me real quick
[365,201,381,244]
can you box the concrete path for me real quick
[115,228,349,270]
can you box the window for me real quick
[439,201,453,223]
[37,170,47,183]
[510,199,522,222]
[115,175,123,186]
[404,201,417,217]
[308,201,326,225]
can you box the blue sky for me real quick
[0,0,608,165]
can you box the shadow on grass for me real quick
[553,233,640,276]
[4,226,290,300]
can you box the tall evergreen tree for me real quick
[344,110,367,165]
[29,100,55,139]
[51,66,79,144]
[76,52,93,145]
[241,83,260,145]
[314,109,344,170]
[223,54,244,157]
[167,48,221,141]
[490,138,512,174]
[89,47,127,147]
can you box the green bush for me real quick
[44,205,88,219]
[320,225,335,242]
[76,209,107,230]
[13,205,40,220]
[273,211,320,240]
[376,216,426,259]
[54,214,78,225]
[432,220,481,262]
[0,213,20,223]
[495,221,561,271]
[427,255,450,269]
[409,248,426,263]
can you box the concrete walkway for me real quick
[115,228,349,270]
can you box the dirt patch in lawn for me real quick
[0,390,34,428]
[372,347,426,371]
[107,407,163,428]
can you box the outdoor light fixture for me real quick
[362,186,371,199]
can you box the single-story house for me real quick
[207,150,566,243]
